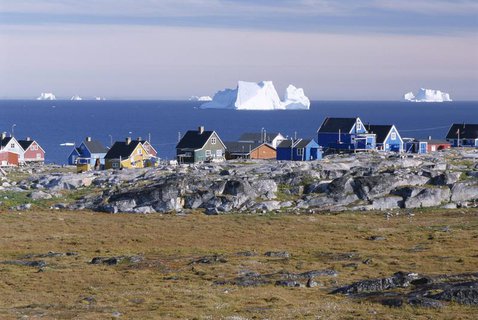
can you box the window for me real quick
[185,152,192,157]
[112,162,119,168]
[216,149,222,157]
[205,150,211,158]
[211,137,217,145]
[356,122,362,131]
[138,148,142,155]
[391,132,397,140]
[36,153,41,159]
[297,148,304,156]
[10,143,15,148]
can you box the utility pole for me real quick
[178,132,181,143]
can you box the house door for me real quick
[310,148,317,160]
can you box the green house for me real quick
[176,126,226,163]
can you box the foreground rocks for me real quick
[2,148,478,214]
[332,272,478,308]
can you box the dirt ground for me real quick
[0,209,477,319]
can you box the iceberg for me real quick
[95,96,106,100]
[200,81,310,110]
[403,88,452,102]
[189,95,212,101]
[70,95,82,101]
[37,92,56,100]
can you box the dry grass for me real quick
[0,209,477,319]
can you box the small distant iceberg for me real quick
[403,88,452,102]
[71,95,82,101]
[95,96,106,100]
[37,92,56,100]
[200,81,310,110]
[189,95,212,101]
[60,142,75,146]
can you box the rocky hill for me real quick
[1,149,477,214]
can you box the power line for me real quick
[400,125,451,132]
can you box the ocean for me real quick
[0,100,476,164]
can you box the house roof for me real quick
[426,139,451,145]
[225,141,271,154]
[176,130,215,149]
[83,140,108,154]
[446,124,478,139]
[0,136,13,147]
[105,140,141,159]
[366,125,393,143]
[140,140,158,153]
[277,139,317,149]
[238,132,281,143]
[318,117,358,133]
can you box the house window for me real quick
[185,152,192,157]
[391,132,397,140]
[211,138,217,145]
[36,153,41,159]
[112,162,119,168]
[216,149,222,157]
[10,143,15,148]
[356,122,362,131]
[297,148,304,156]
[138,148,142,155]
[205,150,211,158]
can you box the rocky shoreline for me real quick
[1,148,477,214]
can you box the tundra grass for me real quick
[0,209,476,319]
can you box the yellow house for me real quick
[104,138,151,169]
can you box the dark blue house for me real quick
[68,137,108,166]
[366,124,403,152]
[276,139,321,161]
[446,123,478,147]
[317,117,376,152]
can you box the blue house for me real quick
[68,137,108,166]
[403,138,428,154]
[276,139,322,161]
[366,124,403,152]
[317,117,376,152]
[446,123,478,147]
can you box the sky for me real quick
[0,0,477,100]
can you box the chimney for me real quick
[428,136,432,140]
[198,126,205,134]
[125,137,131,145]
[86,137,92,142]
[137,137,142,141]
[1,132,6,140]
[26,137,31,141]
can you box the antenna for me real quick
[178,132,181,143]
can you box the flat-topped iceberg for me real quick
[403,88,452,102]
[200,81,310,110]
[189,95,212,101]
[37,92,56,100]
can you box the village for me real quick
[0,118,477,171]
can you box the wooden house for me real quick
[276,139,321,161]
[238,131,286,149]
[104,138,151,169]
[366,124,403,152]
[176,126,226,163]
[18,137,45,163]
[426,139,451,152]
[0,133,24,163]
[446,124,478,147]
[317,117,376,152]
[403,138,428,154]
[225,142,276,160]
[68,137,108,166]
[0,151,19,167]
[139,139,158,157]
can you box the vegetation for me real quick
[0,208,476,319]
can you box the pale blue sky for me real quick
[0,0,477,100]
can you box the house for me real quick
[176,126,226,163]
[104,138,151,169]
[276,139,322,161]
[18,137,45,163]
[0,151,19,166]
[403,138,428,154]
[426,139,451,152]
[0,133,23,164]
[317,117,376,152]
[225,142,276,160]
[139,139,158,157]
[238,131,286,149]
[446,123,478,147]
[366,124,403,152]
[67,137,108,166]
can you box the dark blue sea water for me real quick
[0,100,476,164]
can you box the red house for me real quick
[426,139,452,152]
[18,138,46,163]
[0,151,19,166]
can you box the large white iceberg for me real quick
[403,88,452,102]
[200,81,310,110]
[189,95,212,101]
[37,92,56,100]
